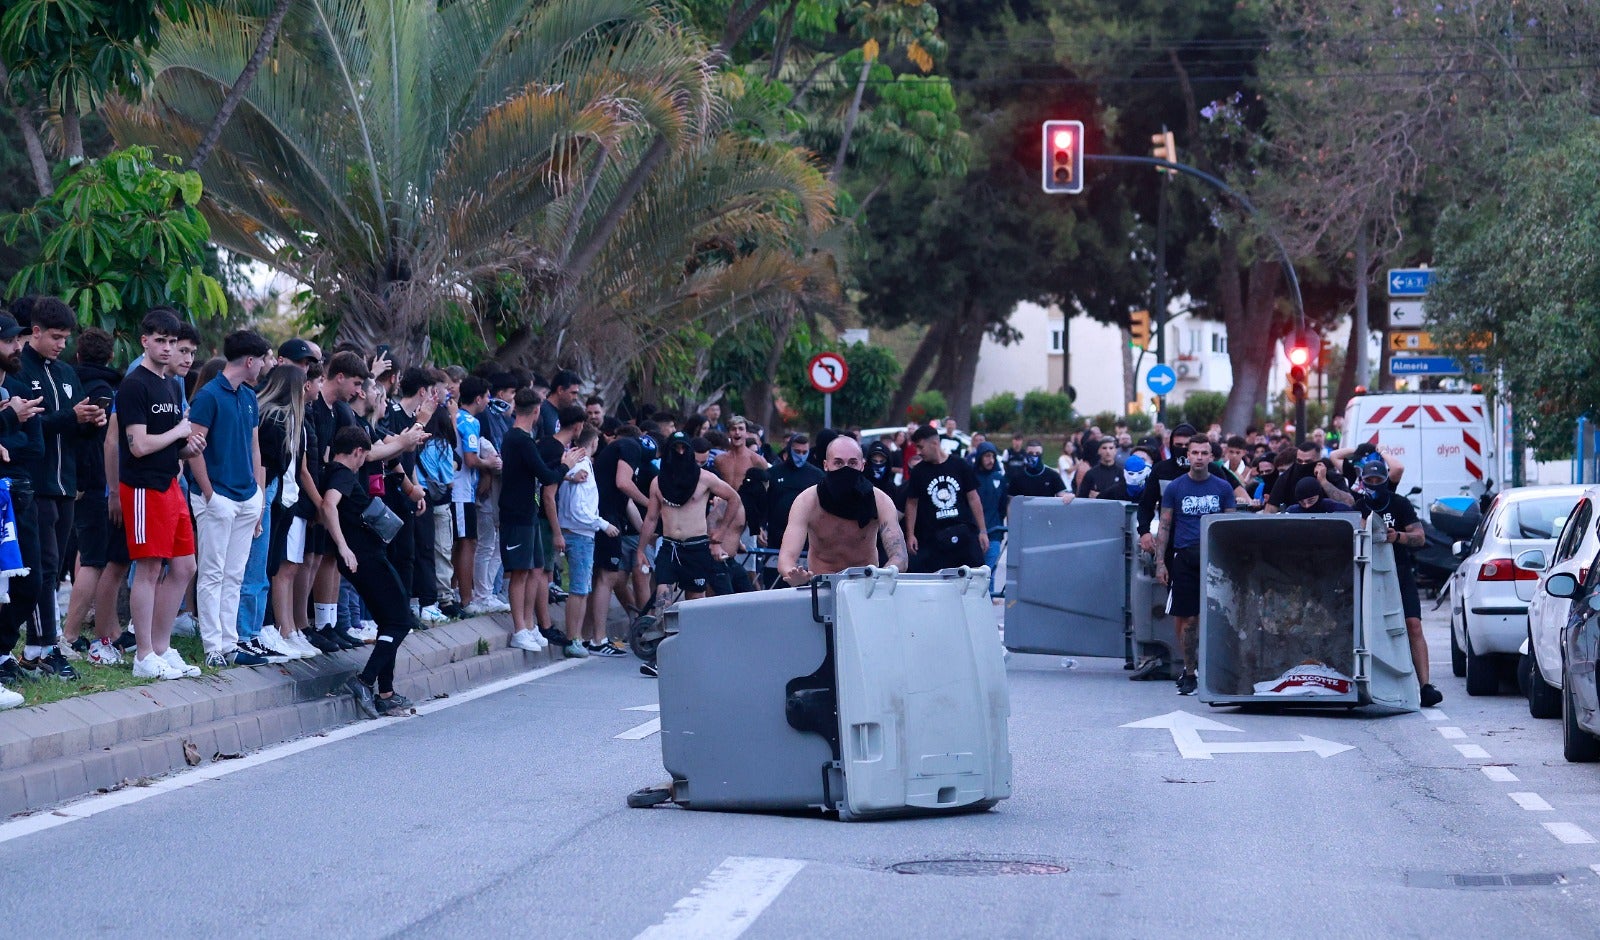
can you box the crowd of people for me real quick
[0,299,1437,716]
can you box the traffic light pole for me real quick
[1153,163,1169,425]
[1085,154,1306,331]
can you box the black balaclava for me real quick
[865,441,895,487]
[658,432,701,507]
[818,462,879,528]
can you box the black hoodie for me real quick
[75,362,120,498]
[19,342,93,496]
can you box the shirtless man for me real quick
[634,433,744,603]
[779,436,908,585]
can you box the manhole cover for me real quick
[1408,871,1569,889]
[890,858,1068,876]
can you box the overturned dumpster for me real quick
[1199,513,1420,712]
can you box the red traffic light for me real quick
[1287,345,1311,368]
[1042,120,1084,195]
[1053,129,1074,150]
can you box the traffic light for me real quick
[1284,329,1318,404]
[1042,120,1084,194]
[1129,309,1151,349]
[1151,129,1176,173]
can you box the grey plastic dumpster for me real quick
[1198,513,1419,711]
[656,566,1012,820]
[1005,497,1170,663]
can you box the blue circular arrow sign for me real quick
[1146,364,1178,396]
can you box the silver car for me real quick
[1449,485,1586,697]
[1520,487,1600,718]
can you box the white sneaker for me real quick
[510,629,543,651]
[160,648,202,678]
[87,638,123,666]
[0,685,21,709]
[132,653,181,680]
[284,631,320,657]
[461,601,494,617]
[419,605,449,624]
[259,626,306,660]
[172,612,199,637]
[477,597,510,613]
[356,620,379,642]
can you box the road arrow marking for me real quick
[1122,710,1354,760]
[617,703,662,739]
[627,703,661,712]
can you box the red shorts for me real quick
[121,481,196,560]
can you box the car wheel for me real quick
[1450,614,1467,678]
[1464,627,1500,696]
[1562,671,1600,762]
[1528,644,1562,719]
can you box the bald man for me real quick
[779,436,907,585]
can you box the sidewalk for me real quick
[0,614,592,817]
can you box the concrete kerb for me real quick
[0,613,566,817]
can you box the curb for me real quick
[0,614,569,817]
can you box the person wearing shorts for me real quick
[499,389,576,652]
[557,424,620,656]
[62,327,121,664]
[1154,438,1235,696]
[654,535,719,594]
[117,308,202,680]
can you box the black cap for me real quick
[0,315,24,340]
[278,338,318,363]
[1170,423,1198,439]
[1294,477,1323,502]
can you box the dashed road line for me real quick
[1454,743,1492,760]
[1481,766,1520,783]
[1437,726,1467,740]
[635,856,806,940]
[1510,792,1554,812]
[1422,710,1448,722]
[1544,822,1597,845]
[616,717,662,740]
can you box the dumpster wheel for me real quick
[627,785,674,809]
[630,615,666,662]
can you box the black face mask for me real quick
[818,466,878,528]
[868,460,891,482]
[1361,480,1390,511]
[1023,454,1043,473]
[658,445,701,507]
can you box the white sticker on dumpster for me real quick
[1253,662,1355,696]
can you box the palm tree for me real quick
[105,0,717,361]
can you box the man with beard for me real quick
[778,436,906,584]
[1136,423,1249,554]
[905,425,987,573]
[1153,437,1237,696]
[1356,456,1442,707]
[634,433,743,601]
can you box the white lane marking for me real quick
[616,717,662,740]
[1422,710,1449,722]
[1455,744,1492,760]
[1482,766,1520,783]
[1590,863,1600,881]
[1437,727,1467,740]
[635,856,806,940]
[1121,710,1352,759]
[627,703,661,712]
[1544,822,1597,845]
[0,659,586,847]
[1510,792,1554,812]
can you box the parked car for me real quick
[1533,570,1600,761]
[1449,485,1586,697]
[1519,487,1600,718]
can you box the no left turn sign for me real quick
[808,352,848,394]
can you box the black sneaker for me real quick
[548,584,567,605]
[1420,683,1443,708]
[304,628,340,653]
[591,643,626,658]
[539,626,559,642]
[346,676,378,719]
[70,635,91,655]
[439,603,464,619]
[639,662,658,678]
[113,630,137,652]
[21,648,79,681]
[241,639,289,664]
[0,657,23,684]
[1177,673,1197,696]
[330,627,363,650]
[376,692,415,716]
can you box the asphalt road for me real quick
[2,603,1599,939]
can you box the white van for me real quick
[1341,392,1495,522]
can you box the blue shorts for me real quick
[562,531,595,596]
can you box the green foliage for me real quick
[1,145,226,346]
[429,300,490,368]
[972,392,1019,433]
[1020,390,1074,433]
[0,0,194,114]
[1124,411,1152,434]
[907,389,947,425]
[1179,392,1227,432]
[780,338,900,429]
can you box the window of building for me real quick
[1049,328,1063,353]
[1211,333,1228,354]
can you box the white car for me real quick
[1520,487,1600,718]
[1449,485,1586,697]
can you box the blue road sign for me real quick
[1146,364,1178,395]
[1390,355,1484,376]
[1387,268,1433,297]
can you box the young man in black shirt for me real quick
[589,425,649,641]
[1006,439,1071,499]
[1077,437,1128,500]
[321,426,418,718]
[1357,456,1442,708]
[500,389,579,652]
[0,312,57,695]
[904,425,988,572]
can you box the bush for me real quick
[1180,391,1227,431]
[1124,411,1153,434]
[1021,390,1075,432]
[780,339,900,429]
[1088,411,1121,433]
[907,389,948,425]
[972,392,1019,433]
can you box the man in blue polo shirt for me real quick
[188,330,271,667]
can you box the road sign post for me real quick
[808,352,849,429]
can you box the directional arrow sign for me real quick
[1387,268,1432,297]
[1145,363,1178,396]
[1121,710,1354,760]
